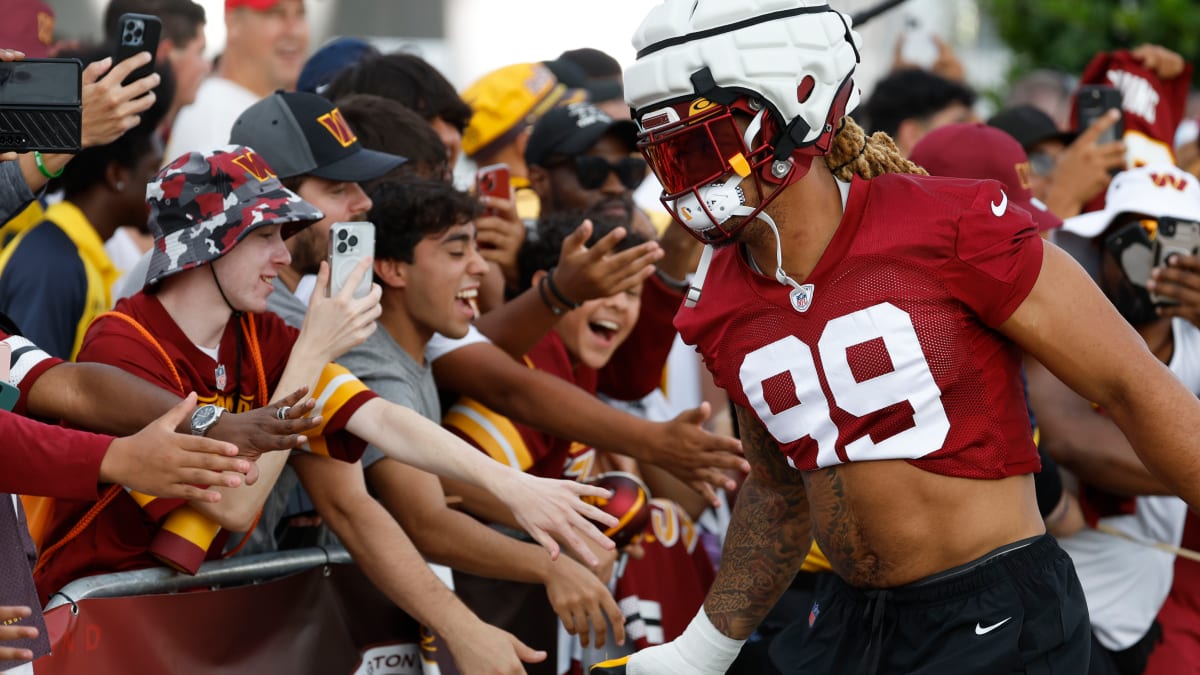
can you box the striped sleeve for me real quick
[443,398,534,471]
[305,362,377,462]
[3,334,62,414]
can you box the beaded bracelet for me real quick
[545,266,581,310]
[34,151,63,179]
[537,276,565,316]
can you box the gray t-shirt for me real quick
[337,327,439,468]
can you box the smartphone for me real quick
[1105,222,1154,289]
[328,221,375,299]
[114,13,162,85]
[477,163,512,201]
[0,58,82,153]
[1075,84,1124,144]
[1151,216,1200,305]
[899,17,939,70]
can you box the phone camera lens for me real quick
[337,229,348,240]
[337,242,348,254]
[348,235,359,247]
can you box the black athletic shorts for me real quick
[769,534,1091,674]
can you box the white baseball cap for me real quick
[1062,164,1200,238]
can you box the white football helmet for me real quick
[624,0,862,243]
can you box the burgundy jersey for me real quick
[676,174,1042,478]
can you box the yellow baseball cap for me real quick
[461,62,584,158]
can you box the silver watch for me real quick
[190,404,226,436]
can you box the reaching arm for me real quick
[293,454,546,674]
[434,343,747,505]
[1023,355,1169,496]
[346,396,616,565]
[367,459,625,648]
[1000,242,1200,506]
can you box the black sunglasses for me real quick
[553,155,648,191]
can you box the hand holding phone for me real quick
[1075,85,1124,144]
[328,221,375,299]
[114,13,162,85]
[1151,217,1200,305]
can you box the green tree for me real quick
[982,0,1200,84]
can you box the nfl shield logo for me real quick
[215,364,227,390]
[789,284,815,313]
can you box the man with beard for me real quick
[1030,164,1200,674]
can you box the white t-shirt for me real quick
[165,77,260,161]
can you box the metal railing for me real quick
[44,545,351,612]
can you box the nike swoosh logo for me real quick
[975,617,1012,635]
[991,190,1008,217]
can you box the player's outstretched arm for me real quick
[346,397,618,565]
[600,406,811,675]
[1002,242,1200,508]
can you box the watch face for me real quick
[192,405,220,433]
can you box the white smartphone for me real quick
[328,221,375,299]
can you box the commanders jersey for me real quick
[676,174,1043,479]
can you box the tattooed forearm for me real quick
[705,406,812,639]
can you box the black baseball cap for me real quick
[525,101,638,167]
[987,104,1077,151]
[230,90,405,181]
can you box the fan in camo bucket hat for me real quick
[145,145,325,287]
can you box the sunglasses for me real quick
[551,155,648,191]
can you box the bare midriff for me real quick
[801,459,1044,588]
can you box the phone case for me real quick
[1147,218,1200,305]
[115,13,162,84]
[1105,222,1154,290]
[1076,85,1124,142]
[0,59,82,152]
[476,163,512,201]
[329,221,375,299]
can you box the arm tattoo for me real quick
[705,405,812,639]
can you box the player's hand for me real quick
[493,470,618,566]
[647,402,748,507]
[1044,110,1125,219]
[207,386,320,463]
[80,53,160,148]
[297,260,382,363]
[542,552,626,648]
[444,621,547,675]
[553,219,662,304]
[475,195,525,287]
[1131,44,1187,80]
[0,606,37,662]
[1150,254,1200,328]
[99,393,250,502]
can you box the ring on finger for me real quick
[275,405,292,421]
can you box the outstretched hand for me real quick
[496,470,618,566]
[444,621,548,675]
[553,219,663,303]
[544,552,626,648]
[0,606,37,663]
[1044,109,1126,219]
[99,393,249,502]
[648,402,748,507]
[207,386,320,462]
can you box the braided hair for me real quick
[823,116,927,181]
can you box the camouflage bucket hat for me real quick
[145,145,325,287]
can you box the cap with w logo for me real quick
[230,90,406,181]
[145,145,324,287]
[1062,164,1200,238]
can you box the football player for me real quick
[594,1,1200,673]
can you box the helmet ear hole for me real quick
[797,76,815,104]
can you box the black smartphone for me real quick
[1151,216,1200,305]
[0,58,82,152]
[114,13,162,84]
[1076,84,1124,144]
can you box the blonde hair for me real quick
[823,116,927,181]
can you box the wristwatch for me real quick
[190,404,226,436]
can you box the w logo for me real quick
[1150,172,1189,192]
[231,150,276,182]
[317,109,357,148]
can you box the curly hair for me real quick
[823,116,927,181]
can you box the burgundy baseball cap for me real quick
[910,122,1062,232]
